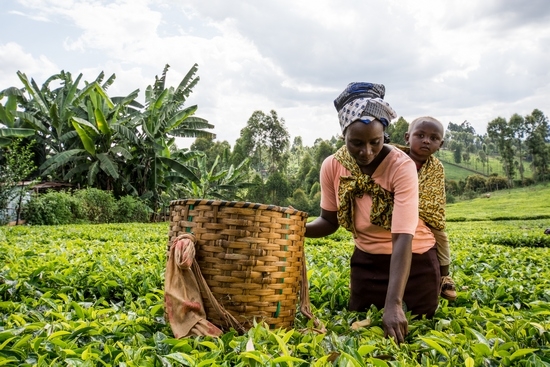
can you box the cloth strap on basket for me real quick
[164,234,245,337]
[165,233,324,337]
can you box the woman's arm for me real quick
[305,209,339,238]
[382,233,413,344]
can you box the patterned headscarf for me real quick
[334,82,397,133]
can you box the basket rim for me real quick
[170,199,308,217]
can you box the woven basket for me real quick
[168,199,308,331]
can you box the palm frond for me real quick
[112,124,139,145]
[109,145,133,160]
[97,152,119,179]
[165,105,198,131]
[60,73,83,121]
[88,160,100,186]
[39,149,86,175]
[175,63,199,100]
[158,156,199,184]
[0,127,35,138]
[64,161,91,180]
[102,73,117,90]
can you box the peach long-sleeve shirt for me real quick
[320,146,435,254]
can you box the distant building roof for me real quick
[17,181,73,192]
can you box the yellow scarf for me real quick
[394,145,446,230]
[333,146,394,235]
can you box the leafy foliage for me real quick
[176,154,253,200]
[114,195,152,223]
[2,215,550,364]
[74,188,117,223]
[22,190,83,225]
[0,139,36,224]
[23,188,151,225]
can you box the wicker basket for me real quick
[168,199,308,331]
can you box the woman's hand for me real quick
[382,305,408,344]
[383,233,413,344]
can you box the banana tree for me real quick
[39,86,140,194]
[176,154,254,200]
[14,70,118,177]
[128,63,215,211]
[0,87,35,147]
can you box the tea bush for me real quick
[75,188,117,223]
[22,190,83,225]
[23,189,152,225]
[2,220,550,365]
[115,195,151,223]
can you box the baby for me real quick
[403,116,456,301]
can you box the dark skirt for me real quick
[349,246,440,317]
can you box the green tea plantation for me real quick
[2,188,550,365]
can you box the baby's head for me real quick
[405,116,445,159]
[407,116,444,136]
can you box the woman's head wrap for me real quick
[334,82,397,134]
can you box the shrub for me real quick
[23,191,83,225]
[461,190,477,200]
[115,196,151,223]
[521,177,535,187]
[486,176,509,191]
[75,188,116,223]
[464,175,487,193]
[446,193,456,204]
[445,180,460,196]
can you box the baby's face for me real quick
[405,120,444,160]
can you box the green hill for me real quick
[446,183,550,221]
[435,149,534,182]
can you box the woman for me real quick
[305,82,440,343]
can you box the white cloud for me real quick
[1,0,550,145]
[0,42,58,89]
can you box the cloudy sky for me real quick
[1,0,549,148]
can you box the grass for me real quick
[446,183,550,221]
[435,149,534,182]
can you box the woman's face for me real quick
[345,120,385,168]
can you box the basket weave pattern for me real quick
[168,199,308,330]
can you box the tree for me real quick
[0,87,35,147]
[478,149,487,175]
[452,143,462,164]
[487,117,516,184]
[524,109,550,181]
[313,140,335,166]
[176,154,253,200]
[232,110,290,174]
[0,139,35,224]
[128,64,215,211]
[14,70,116,175]
[245,174,265,203]
[285,136,307,192]
[386,117,409,145]
[446,121,477,164]
[509,113,526,181]
[287,188,311,213]
[264,171,291,206]
[39,87,140,194]
[191,137,232,168]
